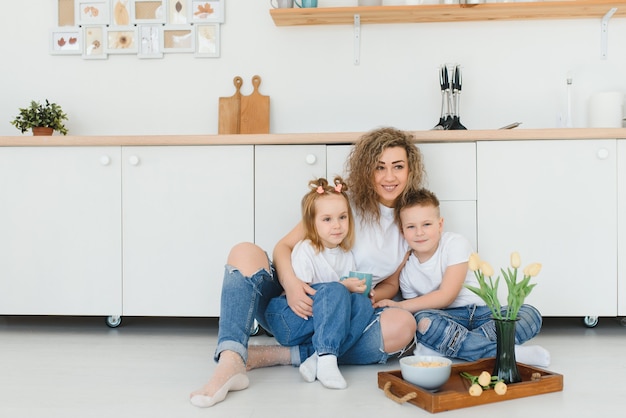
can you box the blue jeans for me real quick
[265,282,375,358]
[215,263,394,365]
[215,263,283,363]
[414,304,542,361]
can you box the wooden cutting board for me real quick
[240,75,270,134]
[218,76,243,134]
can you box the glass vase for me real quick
[492,319,521,384]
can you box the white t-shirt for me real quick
[291,239,356,284]
[351,204,408,287]
[399,232,484,308]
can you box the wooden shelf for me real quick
[270,1,626,26]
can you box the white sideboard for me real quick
[1,130,625,327]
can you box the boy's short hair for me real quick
[394,188,440,226]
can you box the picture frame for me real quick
[162,25,195,53]
[190,0,224,23]
[110,0,132,26]
[131,0,166,24]
[57,0,76,26]
[82,25,107,59]
[194,23,220,58]
[167,0,190,24]
[76,0,111,25]
[50,27,82,55]
[105,26,139,54]
[137,24,164,59]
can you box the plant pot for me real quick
[492,318,521,384]
[32,127,54,136]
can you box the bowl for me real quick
[399,355,452,391]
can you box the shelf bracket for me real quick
[353,14,360,65]
[601,7,617,60]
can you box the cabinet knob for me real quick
[100,155,111,166]
[597,148,610,160]
[128,155,140,166]
[305,154,317,165]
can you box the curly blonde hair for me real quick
[345,127,426,224]
[301,176,355,253]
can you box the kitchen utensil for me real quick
[443,65,454,129]
[240,75,270,134]
[433,66,447,130]
[218,76,243,134]
[449,65,467,130]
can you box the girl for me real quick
[190,127,425,408]
[264,177,373,390]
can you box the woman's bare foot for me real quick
[190,350,249,408]
[246,345,291,370]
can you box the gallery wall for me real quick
[1,1,626,136]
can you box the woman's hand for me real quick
[283,278,316,320]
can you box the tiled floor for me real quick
[1,315,625,417]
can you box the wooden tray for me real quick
[378,358,563,413]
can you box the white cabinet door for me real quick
[618,140,626,316]
[122,146,254,317]
[327,143,477,249]
[0,147,122,315]
[477,140,617,317]
[255,145,327,255]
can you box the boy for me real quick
[375,189,550,367]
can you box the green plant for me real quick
[464,252,542,320]
[10,100,69,135]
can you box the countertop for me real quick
[2,128,626,146]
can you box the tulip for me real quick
[480,261,494,277]
[477,371,491,387]
[523,262,542,277]
[468,383,483,397]
[510,252,521,269]
[494,381,508,395]
[468,253,480,271]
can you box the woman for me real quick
[190,127,426,407]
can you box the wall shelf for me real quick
[269,1,626,26]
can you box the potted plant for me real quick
[10,99,69,136]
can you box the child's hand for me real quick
[374,298,399,309]
[340,277,367,294]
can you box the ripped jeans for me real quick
[214,263,394,366]
[413,304,542,361]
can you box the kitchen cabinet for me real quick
[327,142,477,249]
[254,145,327,254]
[618,140,626,317]
[477,140,617,320]
[121,146,254,317]
[0,147,122,315]
[270,1,626,26]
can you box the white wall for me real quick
[2,1,626,136]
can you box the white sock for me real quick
[316,354,347,390]
[299,352,318,383]
[515,344,551,368]
[189,373,249,408]
[413,342,442,357]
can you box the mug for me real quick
[271,0,294,8]
[340,271,373,297]
[295,0,318,7]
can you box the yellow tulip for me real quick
[510,252,521,269]
[480,261,494,277]
[494,381,508,395]
[523,262,542,277]
[468,383,483,397]
[468,253,481,271]
[477,371,491,387]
